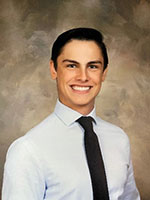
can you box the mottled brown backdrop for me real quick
[0,0,150,199]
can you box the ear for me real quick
[49,60,57,80]
[102,66,108,82]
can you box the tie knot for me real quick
[76,116,95,132]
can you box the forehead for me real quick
[59,39,103,59]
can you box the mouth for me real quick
[71,85,92,92]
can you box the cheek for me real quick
[62,71,76,82]
[57,72,73,86]
[91,74,102,84]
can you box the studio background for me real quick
[0,0,150,199]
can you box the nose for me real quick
[77,68,89,82]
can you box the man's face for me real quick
[50,39,108,114]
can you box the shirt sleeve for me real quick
[121,154,140,200]
[2,138,46,200]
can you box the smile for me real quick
[71,86,91,91]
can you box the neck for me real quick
[59,100,94,115]
[74,105,94,115]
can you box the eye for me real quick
[67,64,76,68]
[88,65,98,69]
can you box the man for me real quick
[2,28,140,199]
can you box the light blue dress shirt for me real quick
[2,100,140,200]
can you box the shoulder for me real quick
[96,117,130,158]
[6,136,38,164]
[5,134,47,177]
[96,116,129,142]
[26,112,56,136]
[6,112,56,162]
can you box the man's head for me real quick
[51,27,108,71]
[50,28,108,115]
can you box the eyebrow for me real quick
[88,60,102,65]
[62,59,79,64]
[62,59,102,65]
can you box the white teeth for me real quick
[72,86,90,91]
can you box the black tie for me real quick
[76,116,109,200]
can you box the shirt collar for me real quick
[54,99,97,126]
